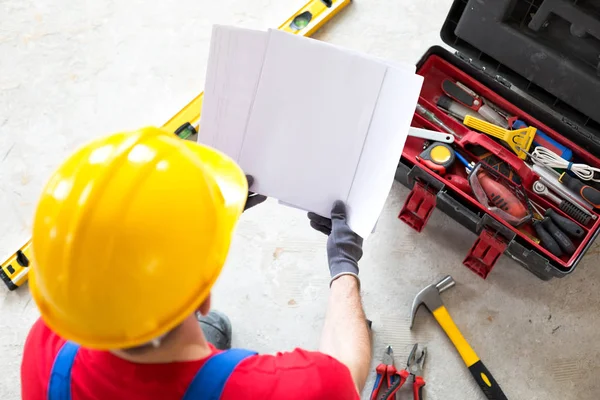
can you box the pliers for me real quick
[406,343,427,400]
[370,346,409,400]
[370,344,427,400]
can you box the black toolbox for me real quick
[395,0,600,280]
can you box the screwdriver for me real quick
[529,202,575,256]
[530,200,585,239]
[531,219,563,257]
[415,104,461,139]
[559,173,600,209]
[541,218,575,255]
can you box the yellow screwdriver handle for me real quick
[432,306,508,400]
[464,115,508,141]
[463,115,535,160]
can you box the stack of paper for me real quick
[199,26,423,238]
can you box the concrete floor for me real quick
[1,0,599,398]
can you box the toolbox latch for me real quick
[463,228,508,279]
[398,181,438,232]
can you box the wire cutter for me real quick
[370,346,409,400]
[406,343,427,400]
[370,344,427,400]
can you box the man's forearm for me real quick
[319,276,371,393]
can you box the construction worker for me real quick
[21,127,371,400]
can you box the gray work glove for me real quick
[307,201,363,285]
[244,175,267,211]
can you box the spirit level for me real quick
[0,241,32,290]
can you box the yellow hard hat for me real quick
[30,127,248,350]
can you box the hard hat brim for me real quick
[183,140,249,219]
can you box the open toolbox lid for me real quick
[440,0,600,156]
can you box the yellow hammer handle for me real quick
[432,306,479,367]
[433,306,508,400]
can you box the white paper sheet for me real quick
[346,67,423,236]
[238,30,387,224]
[200,26,268,160]
[199,26,424,238]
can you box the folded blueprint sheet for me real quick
[200,25,423,238]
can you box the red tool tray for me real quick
[395,0,600,280]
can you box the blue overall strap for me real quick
[47,341,81,400]
[182,348,257,400]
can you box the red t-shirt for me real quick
[21,319,359,400]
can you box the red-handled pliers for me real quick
[406,343,427,400]
[370,346,409,400]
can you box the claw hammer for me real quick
[410,276,508,400]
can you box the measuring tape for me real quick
[1,0,351,291]
[416,142,456,175]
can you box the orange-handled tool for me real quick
[559,173,600,209]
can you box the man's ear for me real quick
[197,293,211,316]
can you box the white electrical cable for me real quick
[531,146,600,182]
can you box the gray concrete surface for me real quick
[1,0,599,399]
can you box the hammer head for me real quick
[410,275,455,329]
